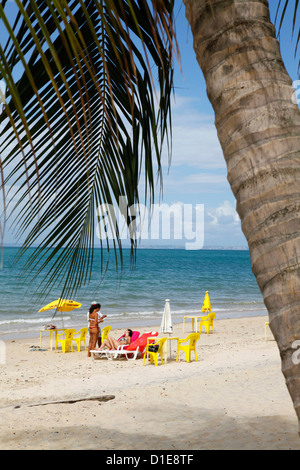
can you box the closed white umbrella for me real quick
[160,299,173,334]
[160,299,173,360]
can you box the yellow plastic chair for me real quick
[265,322,270,341]
[176,333,200,363]
[55,328,76,353]
[199,312,216,334]
[101,325,112,343]
[72,327,88,352]
[143,337,167,366]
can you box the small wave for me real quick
[0,316,71,326]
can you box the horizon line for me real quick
[2,243,249,251]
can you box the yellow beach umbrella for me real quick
[202,291,211,313]
[39,298,82,313]
[39,299,81,349]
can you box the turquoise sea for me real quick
[0,247,267,339]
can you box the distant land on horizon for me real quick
[2,243,249,251]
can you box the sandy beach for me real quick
[1,315,300,450]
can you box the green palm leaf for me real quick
[276,0,300,68]
[0,0,176,298]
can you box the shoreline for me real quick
[0,309,268,342]
[1,314,300,450]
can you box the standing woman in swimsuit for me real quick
[87,303,101,357]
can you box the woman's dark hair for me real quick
[89,303,101,314]
[128,329,133,337]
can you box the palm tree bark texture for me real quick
[182,0,300,428]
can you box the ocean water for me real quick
[0,247,267,339]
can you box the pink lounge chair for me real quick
[105,331,159,360]
[90,330,140,360]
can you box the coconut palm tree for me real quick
[182,0,300,431]
[1,0,300,430]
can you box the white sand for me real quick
[0,315,300,450]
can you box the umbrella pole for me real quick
[169,333,172,360]
[50,310,56,326]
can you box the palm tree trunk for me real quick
[183,0,300,429]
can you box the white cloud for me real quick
[164,95,226,170]
[155,169,229,198]
[207,200,240,226]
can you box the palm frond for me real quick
[0,0,177,298]
[275,0,300,70]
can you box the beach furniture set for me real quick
[39,291,216,363]
[182,311,216,334]
[40,326,89,352]
[182,289,216,336]
[39,308,215,365]
[90,330,202,366]
[40,324,112,352]
[90,331,158,361]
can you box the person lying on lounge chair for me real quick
[99,329,133,350]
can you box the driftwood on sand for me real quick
[14,395,115,408]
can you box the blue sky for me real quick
[150,0,300,248]
[1,1,299,249]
